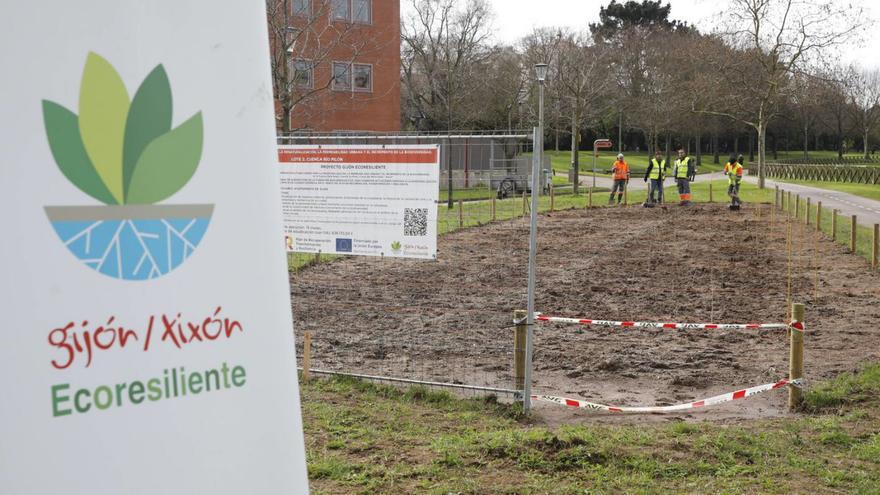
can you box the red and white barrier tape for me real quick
[534,313,804,332]
[531,378,804,414]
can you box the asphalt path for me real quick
[744,176,880,227]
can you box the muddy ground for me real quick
[291,204,880,424]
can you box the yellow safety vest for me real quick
[648,159,666,180]
[674,157,691,179]
[725,162,743,184]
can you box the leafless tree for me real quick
[400,0,496,131]
[848,66,880,158]
[788,71,822,159]
[695,0,864,187]
[547,31,612,193]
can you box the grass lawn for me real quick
[772,180,880,203]
[301,364,880,494]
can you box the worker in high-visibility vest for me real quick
[643,149,668,205]
[724,154,744,207]
[609,153,630,204]
[672,149,695,206]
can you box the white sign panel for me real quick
[0,2,308,494]
[279,145,440,259]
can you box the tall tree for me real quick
[400,0,495,131]
[695,0,863,187]
[848,67,880,159]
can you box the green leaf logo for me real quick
[391,241,402,251]
[42,52,203,205]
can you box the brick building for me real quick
[269,0,401,133]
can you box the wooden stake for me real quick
[805,197,811,225]
[709,183,713,203]
[458,199,464,228]
[873,224,879,270]
[787,221,793,320]
[513,310,527,391]
[522,191,527,217]
[832,209,838,241]
[775,185,779,208]
[588,187,593,208]
[795,194,800,220]
[788,303,805,411]
[851,215,858,253]
[624,182,629,205]
[491,195,496,221]
[816,202,822,232]
[302,331,312,382]
[314,251,321,265]
[550,184,555,212]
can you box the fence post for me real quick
[709,182,713,203]
[787,191,792,215]
[816,202,822,232]
[458,199,464,228]
[588,187,593,208]
[805,197,811,225]
[624,183,628,205]
[513,310,527,391]
[775,186,779,208]
[550,183,555,212]
[795,194,800,220]
[851,215,858,253]
[832,209,838,241]
[873,224,879,270]
[522,191,527,217]
[314,251,321,265]
[788,303,805,411]
[302,331,312,382]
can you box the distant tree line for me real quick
[400,0,870,188]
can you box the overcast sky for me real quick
[402,0,879,68]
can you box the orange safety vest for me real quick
[612,160,629,180]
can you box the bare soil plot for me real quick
[291,204,880,424]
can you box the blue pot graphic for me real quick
[45,205,212,280]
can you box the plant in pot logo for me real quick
[43,52,211,280]
[391,241,402,254]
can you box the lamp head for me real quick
[535,63,549,82]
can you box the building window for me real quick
[291,60,313,89]
[330,0,371,24]
[352,64,372,92]
[331,0,349,21]
[352,0,371,23]
[292,0,310,16]
[332,62,351,90]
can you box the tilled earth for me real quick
[291,204,880,424]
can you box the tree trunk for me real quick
[664,133,672,165]
[734,135,739,155]
[865,128,870,160]
[772,133,778,160]
[695,131,702,166]
[803,124,809,159]
[282,105,292,134]
[757,123,766,189]
[713,133,719,164]
[555,127,560,152]
[618,110,623,153]
[571,118,579,195]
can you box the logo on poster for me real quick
[335,238,353,253]
[42,52,212,280]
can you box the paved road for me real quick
[744,176,880,227]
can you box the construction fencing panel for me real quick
[765,163,880,184]
[281,131,545,396]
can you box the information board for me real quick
[278,145,440,259]
[0,2,308,494]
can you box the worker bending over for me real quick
[724,154,744,208]
[673,149,695,206]
[643,149,668,206]
[609,153,630,205]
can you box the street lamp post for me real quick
[523,62,548,415]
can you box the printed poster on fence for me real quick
[278,145,440,259]
[0,2,309,494]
